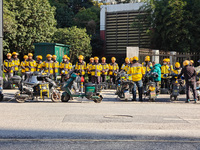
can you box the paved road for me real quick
[0,90,200,150]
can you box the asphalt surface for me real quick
[0,89,200,150]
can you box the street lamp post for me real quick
[0,0,3,77]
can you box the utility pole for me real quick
[0,0,3,77]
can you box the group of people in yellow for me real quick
[4,52,195,101]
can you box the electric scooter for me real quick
[61,70,103,103]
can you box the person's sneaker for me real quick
[194,99,197,104]
[132,99,136,101]
[185,99,190,103]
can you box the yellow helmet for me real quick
[133,56,138,61]
[90,57,94,61]
[166,58,170,62]
[101,57,106,60]
[28,53,33,57]
[163,58,167,62]
[111,57,116,61]
[37,55,43,60]
[63,55,68,59]
[125,57,129,62]
[190,60,194,64]
[94,57,99,60]
[23,55,28,59]
[7,53,12,57]
[79,55,84,60]
[129,58,133,62]
[175,62,180,68]
[145,56,150,62]
[52,55,57,59]
[12,52,18,56]
[46,54,52,58]
[183,60,190,66]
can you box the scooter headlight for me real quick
[149,86,155,91]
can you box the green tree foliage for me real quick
[3,0,57,56]
[74,6,100,35]
[134,0,200,52]
[53,27,92,61]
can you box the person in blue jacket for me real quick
[150,61,161,95]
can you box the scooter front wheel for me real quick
[93,95,103,103]
[61,93,70,102]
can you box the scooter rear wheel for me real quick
[51,91,61,102]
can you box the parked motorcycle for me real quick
[61,70,103,103]
[15,71,61,103]
[116,70,132,101]
[143,72,158,101]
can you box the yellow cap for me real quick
[166,58,170,62]
[37,55,43,60]
[7,53,12,57]
[94,57,99,60]
[129,58,133,62]
[125,57,129,62]
[90,57,94,61]
[183,60,190,66]
[12,52,18,56]
[133,56,138,61]
[63,55,68,59]
[23,55,28,59]
[190,60,194,64]
[46,54,52,58]
[79,55,84,60]
[52,55,57,59]
[145,56,150,62]
[175,62,180,68]
[111,57,116,61]
[101,57,106,60]
[28,53,33,57]
[163,58,167,62]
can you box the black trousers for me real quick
[101,75,107,82]
[161,78,168,89]
[91,76,100,84]
[186,81,197,100]
[110,75,116,84]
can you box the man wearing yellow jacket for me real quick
[90,57,102,84]
[87,57,94,82]
[36,55,43,72]
[60,55,72,82]
[75,55,86,77]
[43,54,54,79]
[109,57,119,84]
[52,55,59,81]
[12,52,20,75]
[161,58,170,88]
[121,57,130,73]
[4,53,14,81]
[21,55,28,80]
[142,56,152,74]
[128,56,145,101]
[101,57,109,82]
[25,53,36,73]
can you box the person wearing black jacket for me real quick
[178,60,197,103]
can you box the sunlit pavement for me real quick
[0,89,200,150]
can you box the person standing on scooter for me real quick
[75,55,86,77]
[90,57,102,84]
[109,57,119,84]
[128,56,145,101]
[21,55,28,80]
[60,55,72,82]
[52,55,59,81]
[150,61,161,95]
[36,55,43,72]
[43,54,54,79]
[4,53,14,81]
[161,58,170,89]
[178,60,197,103]
[12,52,20,76]
[121,58,130,73]
[87,57,94,82]
[101,57,109,83]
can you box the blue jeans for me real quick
[132,80,143,101]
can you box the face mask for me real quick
[163,63,167,65]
